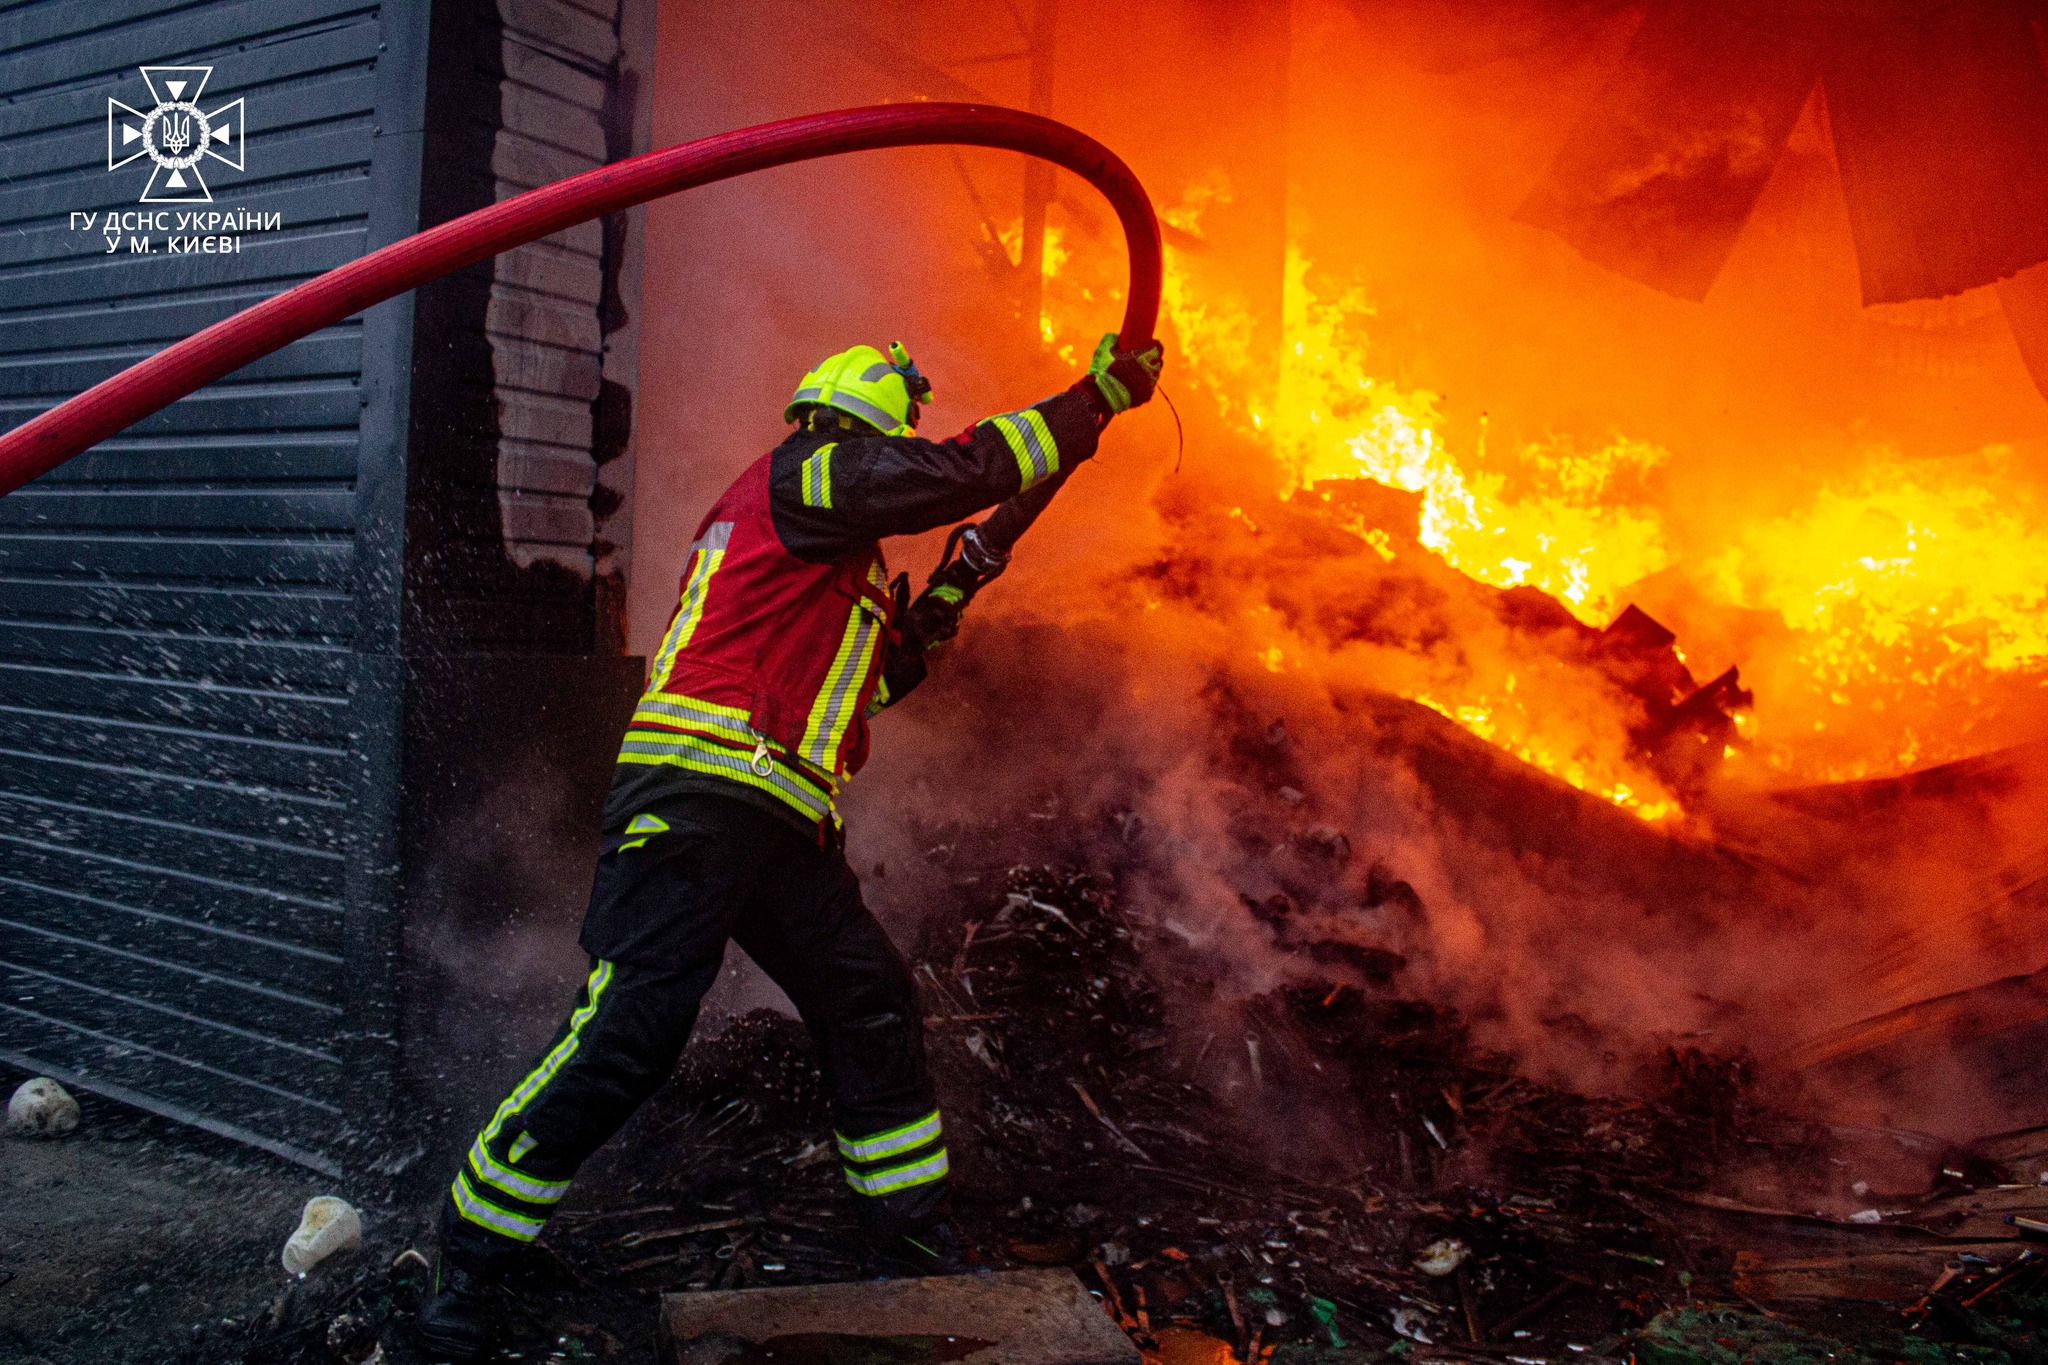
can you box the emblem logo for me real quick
[107,66,244,203]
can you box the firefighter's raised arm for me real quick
[767,336,1164,561]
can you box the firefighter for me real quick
[415,332,1164,1358]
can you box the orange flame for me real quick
[1027,179,2048,800]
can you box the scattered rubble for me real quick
[18,776,2046,1364]
[323,1309,383,1365]
[149,1240,439,1365]
[7,1075,79,1137]
[544,861,2048,1364]
[281,1195,363,1276]
[12,844,2046,1364]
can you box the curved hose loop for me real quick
[0,103,1163,535]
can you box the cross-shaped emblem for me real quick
[107,66,245,204]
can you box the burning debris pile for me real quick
[1026,174,2048,796]
[1135,473,1753,821]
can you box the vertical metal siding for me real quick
[0,0,398,1168]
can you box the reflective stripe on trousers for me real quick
[838,1107,948,1199]
[448,961,613,1243]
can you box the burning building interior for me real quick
[5,0,2048,1362]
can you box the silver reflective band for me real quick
[451,1170,544,1240]
[634,696,754,736]
[989,409,1056,488]
[844,1147,950,1197]
[467,1137,569,1204]
[836,1110,942,1162]
[795,384,902,432]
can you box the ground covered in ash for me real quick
[9,865,2048,1364]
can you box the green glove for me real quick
[906,565,974,646]
[1085,332,1165,414]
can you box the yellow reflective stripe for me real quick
[987,409,1057,489]
[479,960,613,1146]
[617,729,834,821]
[647,523,732,692]
[635,695,755,727]
[632,695,759,746]
[625,693,842,807]
[800,596,883,768]
[467,1136,570,1205]
[621,720,833,794]
[642,693,752,725]
[802,443,836,509]
[451,1169,545,1241]
[617,812,669,853]
[988,415,1035,486]
[837,1110,941,1162]
[454,960,612,1242]
[844,1147,950,1197]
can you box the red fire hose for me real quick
[0,104,1161,553]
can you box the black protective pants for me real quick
[439,792,945,1274]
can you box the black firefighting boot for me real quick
[414,1255,497,1362]
[861,1217,974,1278]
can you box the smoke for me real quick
[843,545,1785,1096]
[403,752,595,1140]
[847,537,2048,1129]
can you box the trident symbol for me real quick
[160,112,192,157]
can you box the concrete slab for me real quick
[657,1269,1141,1365]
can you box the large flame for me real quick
[1258,246,1672,628]
[1020,178,2048,802]
[1703,448,2048,779]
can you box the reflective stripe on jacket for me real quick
[618,454,893,825]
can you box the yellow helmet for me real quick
[784,342,932,437]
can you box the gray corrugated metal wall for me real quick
[0,0,433,1171]
[0,0,651,1175]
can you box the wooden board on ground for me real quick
[658,1269,1142,1365]
[1735,1243,2017,1303]
[1910,1184,2048,1240]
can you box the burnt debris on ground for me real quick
[548,860,2048,1365]
[17,856,2047,1363]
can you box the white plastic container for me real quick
[281,1195,363,1275]
[1413,1236,1470,1277]
[5,1077,79,1137]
